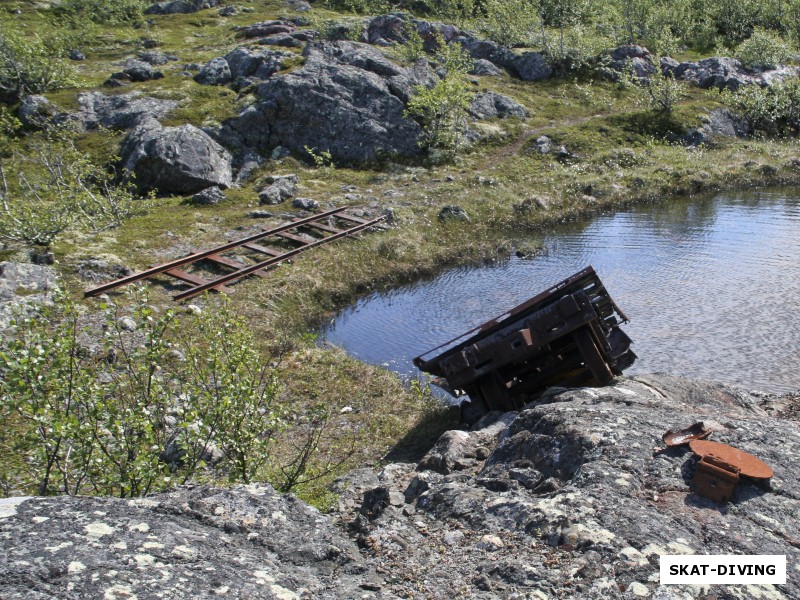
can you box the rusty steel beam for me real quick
[83,207,350,297]
[173,214,387,301]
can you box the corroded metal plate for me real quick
[689,440,774,479]
[663,422,712,447]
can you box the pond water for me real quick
[320,190,800,395]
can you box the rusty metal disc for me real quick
[689,440,773,479]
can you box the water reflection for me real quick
[321,190,800,394]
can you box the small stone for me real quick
[437,205,469,222]
[185,304,202,315]
[118,317,137,331]
[191,186,226,205]
[270,146,291,160]
[292,198,319,210]
[477,534,504,551]
[69,49,85,61]
[443,530,464,546]
[249,210,273,219]
[340,406,354,414]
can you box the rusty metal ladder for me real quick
[84,207,387,301]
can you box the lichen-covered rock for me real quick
[234,19,297,39]
[1,376,797,598]
[438,205,469,222]
[144,0,220,14]
[468,91,527,120]
[0,262,56,330]
[191,186,227,205]
[72,92,179,130]
[258,174,297,204]
[0,484,371,599]
[600,44,656,81]
[195,56,232,86]
[220,41,427,164]
[120,119,233,194]
[512,51,552,81]
[119,59,164,82]
[469,58,502,76]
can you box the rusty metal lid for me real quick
[663,422,712,447]
[689,440,774,479]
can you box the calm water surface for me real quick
[321,190,800,394]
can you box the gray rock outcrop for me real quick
[195,47,290,89]
[258,174,297,205]
[144,0,220,14]
[194,56,232,86]
[678,108,751,146]
[120,119,233,194]
[218,41,428,164]
[0,375,797,598]
[468,91,527,120]
[0,485,368,599]
[601,44,656,81]
[72,92,179,130]
[0,262,57,330]
[664,56,800,91]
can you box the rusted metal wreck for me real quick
[414,266,636,419]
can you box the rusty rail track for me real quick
[84,207,387,301]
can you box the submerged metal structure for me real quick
[414,266,636,418]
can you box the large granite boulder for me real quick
[71,92,179,130]
[600,44,656,81]
[144,0,220,14]
[0,262,56,330]
[468,91,528,120]
[0,484,370,599]
[340,375,800,598]
[218,41,428,164]
[120,119,233,194]
[194,57,231,86]
[17,95,59,129]
[195,47,290,89]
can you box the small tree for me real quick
[0,24,74,100]
[405,37,473,159]
[0,127,146,247]
[0,292,98,496]
[640,64,686,115]
[179,298,285,484]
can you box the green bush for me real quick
[735,28,795,70]
[56,0,148,26]
[639,64,687,115]
[0,127,147,247]
[0,24,74,99]
[723,78,800,135]
[479,0,541,47]
[0,291,286,497]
